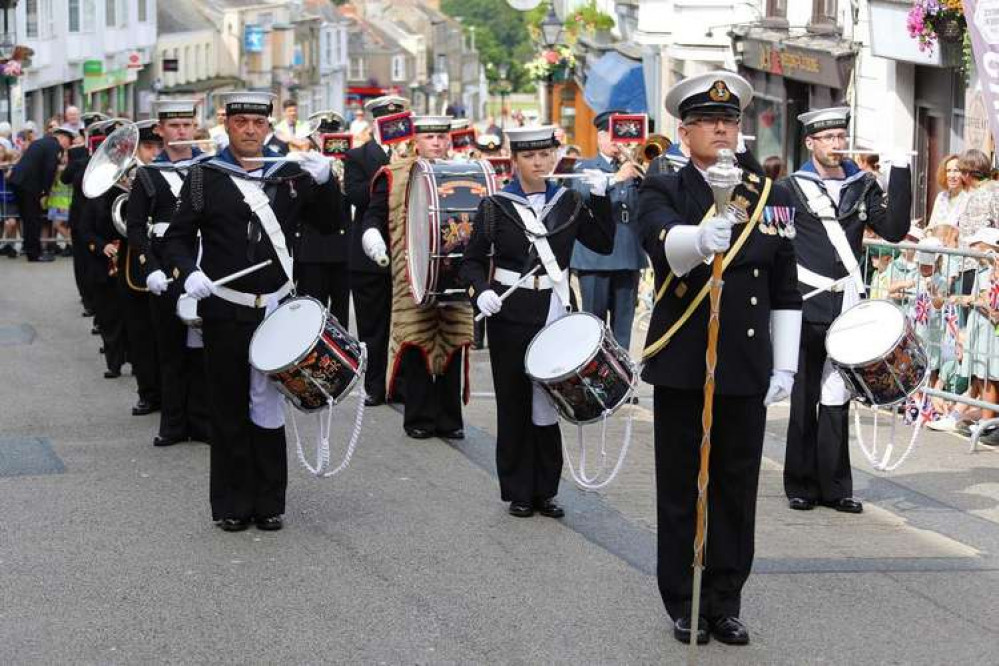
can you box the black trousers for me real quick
[654,387,766,621]
[119,281,160,404]
[13,186,42,259]
[401,346,463,432]
[202,319,287,521]
[92,274,126,373]
[487,317,562,503]
[149,286,211,441]
[785,321,853,502]
[350,271,391,400]
[70,222,93,310]
[295,261,350,329]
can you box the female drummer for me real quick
[460,125,614,518]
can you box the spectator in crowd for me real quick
[911,237,949,384]
[857,152,886,189]
[929,154,968,233]
[0,146,19,258]
[763,154,784,180]
[16,124,35,151]
[47,152,73,257]
[208,106,227,142]
[484,115,503,141]
[0,121,14,152]
[274,98,308,141]
[956,149,999,297]
[348,108,367,136]
[45,116,62,133]
[63,106,83,134]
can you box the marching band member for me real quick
[459,125,614,518]
[781,108,911,515]
[637,72,802,645]
[126,100,211,447]
[344,95,409,406]
[162,91,342,533]
[360,116,471,440]
[118,120,165,418]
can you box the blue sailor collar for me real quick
[204,145,287,179]
[495,177,569,228]
[794,158,866,188]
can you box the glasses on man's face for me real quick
[812,133,848,144]
[686,116,740,130]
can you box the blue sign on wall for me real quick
[244,25,265,53]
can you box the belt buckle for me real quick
[533,275,540,290]
[255,294,263,308]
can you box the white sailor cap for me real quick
[135,119,161,143]
[476,133,502,152]
[797,107,851,135]
[664,71,753,121]
[309,109,346,133]
[153,99,198,120]
[364,95,409,119]
[218,91,276,117]
[413,116,452,134]
[52,125,78,139]
[450,118,470,130]
[505,125,558,152]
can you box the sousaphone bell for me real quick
[81,121,139,237]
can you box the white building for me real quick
[15,0,157,127]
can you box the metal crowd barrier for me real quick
[863,238,999,453]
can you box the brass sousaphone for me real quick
[82,120,139,237]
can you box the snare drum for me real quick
[525,313,636,424]
[249,297,366,413]
[176,294,201,328]
[826,299,929,407]
[405,159,496,306]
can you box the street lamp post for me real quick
[538,2,562,126]
[497,63,509,129]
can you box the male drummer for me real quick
[360,116,472,439]
[782,108,912,515]
[162,91,342,532]
[637,72,802,645]
[344,95,409,406]
[127,99,212,447]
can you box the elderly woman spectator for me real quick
[956,149,999,296]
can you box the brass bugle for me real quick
[642,134,672,162]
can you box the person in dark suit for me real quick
[294,111,351,327]
[570,110,646,352]
[637,72,802,646]
[162,91,341,533]
[460,125,614,519]
[64,127,96,315]
[343,95,408,406]
[781,108,912,514]
[8,125,75,261]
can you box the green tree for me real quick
[441,0,536,92]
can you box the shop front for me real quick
[83,65,139,117]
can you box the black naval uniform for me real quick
[78,186,127,375]
[126,153,211,443]
[162,150,340,522]
[63,145,95,311]
[7,133,63,260]
[460,181,613,505]
[781,161,911,504]
[344,139,392,401]
[637,154,801,621]
[293,177,351,327]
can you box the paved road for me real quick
[2,259,998,664]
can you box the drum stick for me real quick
[475,265,542,322]
[244,152,308,163]
[802,275,853,301]
[168,140,218,146]
[176,259,274,302]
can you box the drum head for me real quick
[406,163,432,304]
[249,297,326,373]
[826,300,905,366]
[525,313,603,381]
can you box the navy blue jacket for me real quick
[569,154,646,272]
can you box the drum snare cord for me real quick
[852,405,924,473]
[562,389,637,491]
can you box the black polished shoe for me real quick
[405,427,434,439]
[364,394,385,407]
[508,502,534,517]
[81,308,94,317]
[788,497,816,511]
[438,428,464,440]
[104,369,121,379]
[131,400,160,416]
[823,498,863,514]
[153,435,185,447]
[673,616,710,645]
[218,518,250,532]
[535,498,565,518]
[61,245,74,257]
[91,325,101,335]
[27,253,55,263]
[255,515,283,531]
[710,616,750,645]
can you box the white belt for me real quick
[797,265,846,292]
[214,280,293,308]
[494,267,565,291]
[149,222,170,238]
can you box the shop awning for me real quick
[583,51,647,114]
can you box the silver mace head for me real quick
[706,148,742,215]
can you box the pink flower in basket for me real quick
[544,51,559,65]
[3,61,21,77]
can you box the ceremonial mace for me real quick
[688,148,741,665]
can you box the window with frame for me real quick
[105,0,115,27]
[69,0,80,32]
[138,0,147,22]
[82,0,96,31]
[26,0,38,38]
[812,0,837,25]
[349,56,364,80]
[767,0,787,18]
[391,55,406,82]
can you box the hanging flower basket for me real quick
[906,0,967,54]
[938,17,964,42]
[525,46,577,82]
[551,66,572,83]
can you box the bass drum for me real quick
[405,159,497,306]
[826,299,929,407]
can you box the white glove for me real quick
[183,271,215,300]
[581,169,608,197]
[697,215,733,255]
[361,228,389,267]
[476,290,503,317]
[764,370,795,406]
[885,152,911,169]
[299,151,332,185]
[146,269,169,296]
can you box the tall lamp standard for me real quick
[538,2,563,126]
[497,63,510,129]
